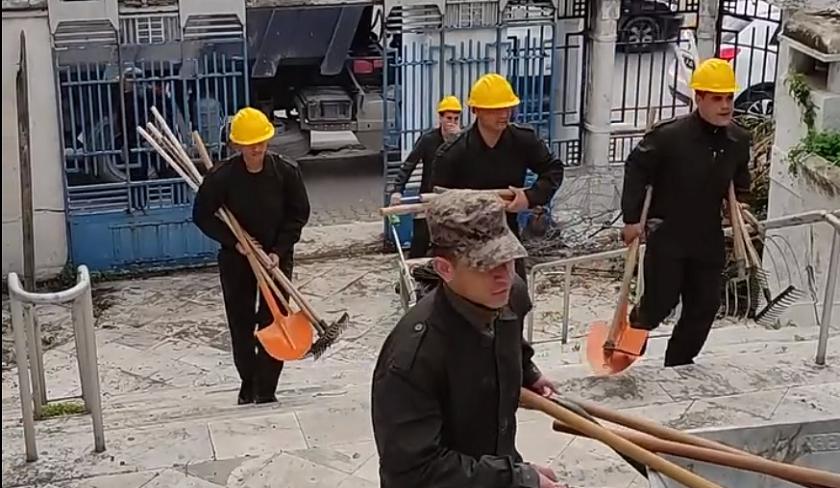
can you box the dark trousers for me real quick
[409,218,431,259]
[632,249,723,367]
[218,248,294,399]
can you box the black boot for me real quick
[254,394,278,404]
[237,380,254,405]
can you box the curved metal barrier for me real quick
[527,210,840,366]
[8,265,105,462]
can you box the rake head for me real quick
[309,312,351,360]
[755,285,806,327]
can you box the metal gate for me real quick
[382,0,588,247]
[716,0,781,117]
[54,10,249,272]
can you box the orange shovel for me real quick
[245,250,313,361]
[585,186,653,375]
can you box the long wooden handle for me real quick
[519,389,722,488]
[736,204,761,268]
[552,420,840,488]
[728,184,747,266]
[571,399,746,456]
[607,186,653,341]
[186,131,323,329]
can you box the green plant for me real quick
[42,401,86,419]
[784,72,840,195]
[786,72,816,129]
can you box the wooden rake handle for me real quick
[190,131,323,331]
[519,389,722,488]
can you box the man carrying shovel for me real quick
[389,95,463,258]
[371,189,563,488]
[431,73,564,281]
[193,107,311,404]
[621,58,751,367]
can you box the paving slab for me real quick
[208,412,307,460]
[3,253,839,487]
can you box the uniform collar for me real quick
[691,110,739,142]
[468,122,512,150]
[441,284,499,336]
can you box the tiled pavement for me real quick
[2,254,838,487]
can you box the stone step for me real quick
[2,331,837,488]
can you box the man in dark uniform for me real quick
[193,107,311,403]
[622,58,751,367]
[371,189,564,488]
[389,95,463,258]
[431,73,564,280]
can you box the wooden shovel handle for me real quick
[519,389,721,488]
[606,186,653,341]
[728,184,747,264]
[188,130,321,327]
[552,420,840,488]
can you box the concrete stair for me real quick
[2,319,838,488]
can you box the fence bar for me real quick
[7,265,105,462]
[816,214,840,366]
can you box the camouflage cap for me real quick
[426,189,528,271]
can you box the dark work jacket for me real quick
[371,277,542,488]
[392,128,446,194]
[621,111,751,263]
[192,152,311,260]
[431,123,564,236]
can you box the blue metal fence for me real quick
[54,14,249,272]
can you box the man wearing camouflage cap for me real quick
[371,190,564,488]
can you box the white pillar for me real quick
[696,0,720,60]
[582,0,619,167]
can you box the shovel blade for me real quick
[585,319,648,376]
[255,312,314,361]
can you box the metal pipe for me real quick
[22,304,44,419]
[6,266,104,458]
[80,284,105,452]
[816,217,840,366]
[526,210,838,360]
[562,263,572,344]
[8,267,92,304]
[10,294,37,462]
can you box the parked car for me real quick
[669,0,780,117]
[617,0,684,53]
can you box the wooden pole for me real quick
[519,389,722,488]
[16,31,34,292]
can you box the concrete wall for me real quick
[1,10,68,281]
[765,38,839,327]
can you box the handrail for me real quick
[526,210,840,367]
[8,265,105,462]
[8,265,91,304]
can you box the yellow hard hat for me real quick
[229,107,275,146]
[437,95,462,113]
[690,58,738,93]
[467,73,520,109]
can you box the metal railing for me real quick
[526,210,840,366]
[8,265,105,462]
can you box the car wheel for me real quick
[619,16,662,53]
[735,85,774,118]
